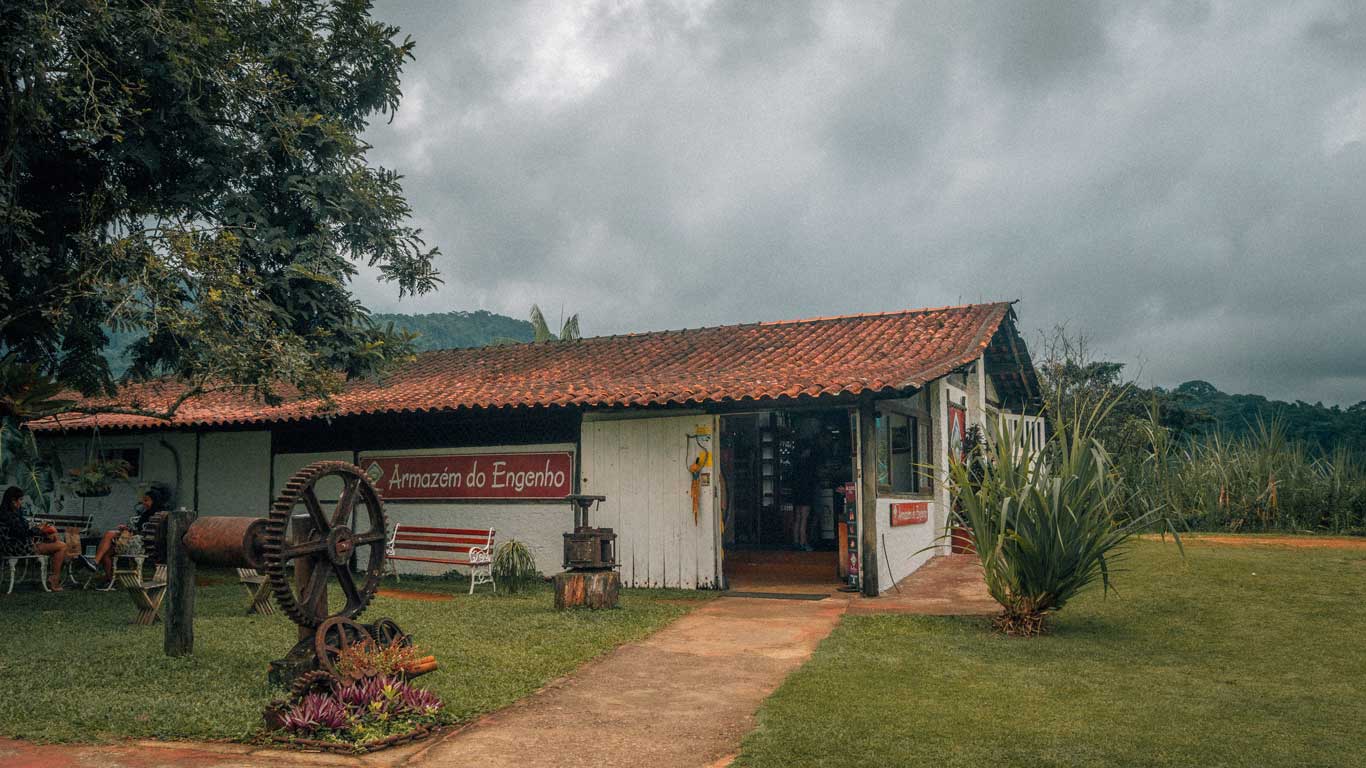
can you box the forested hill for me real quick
[102,310,533,376]
[372,310,533,351]
[1167,380,1366,454]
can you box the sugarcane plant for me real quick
[947,396,1175,636]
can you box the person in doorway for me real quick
[792,435,820,551]
[1,486,67,591]
[92,483,170,580]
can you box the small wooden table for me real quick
[97,554,147,591]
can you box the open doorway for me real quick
[719,408,854,592]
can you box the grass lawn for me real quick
[0,572,711,743]
[735,540,1366,768]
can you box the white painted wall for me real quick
[874,378,960,592]
[874,496,939,588]
[273,451,354,501]
[197,431,273,517]
[580,413,718,589]
[40,432,197,532]
[356,444,575,579]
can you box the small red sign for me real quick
[362,452,573,501]
[890,501,929,526]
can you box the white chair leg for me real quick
[39,558,49,592]
[5,559,14,594]
[469,567,475,595]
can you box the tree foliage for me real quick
[1168,380,1366,455]
[529,304,580,343]
[1034,328,1212,458]
[1,0,439,414]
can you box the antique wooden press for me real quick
[554,494,620,609]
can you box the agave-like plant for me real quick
[948,398,1175,636]
[491,538,540,593]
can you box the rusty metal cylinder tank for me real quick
[180,516,269,569]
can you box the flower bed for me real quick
[263,638,452,752]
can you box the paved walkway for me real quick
[847,554,997,616]
[1,555,990,768]
[408,595,848,768]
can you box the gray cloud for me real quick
[357,0,1366,405]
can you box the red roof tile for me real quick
[29,302,1013,433]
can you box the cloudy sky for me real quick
[356,1,1366,406]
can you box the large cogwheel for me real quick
[260,461,388,629]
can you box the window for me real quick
[876,401,932,494]
[98,447,142,480]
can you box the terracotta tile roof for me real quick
[28,302,1014,433]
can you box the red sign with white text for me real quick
[890,501,930,526]
[362,452,573,501]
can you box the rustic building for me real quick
[30,301,1042,596]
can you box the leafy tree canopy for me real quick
[1,0,439,417]
[1167,380,1366,455]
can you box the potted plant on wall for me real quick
[68,457,131,498]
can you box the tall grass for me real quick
[1124,413,1366,534]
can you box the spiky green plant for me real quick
[948,398,1175,636]
[491,539,541,593]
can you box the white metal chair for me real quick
[5,555,50,594]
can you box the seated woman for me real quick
[1,486,67,591]
[92,483,170,581]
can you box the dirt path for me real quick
[847,554,998,616]
[1141,533,1366,551]
[406,596,848,768]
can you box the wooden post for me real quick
[858,399,880,597]
[293,513,322,642]
[553,570,621,609]
[165,506,198,657]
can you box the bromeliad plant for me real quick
[268,637,448,748]
[278,676,445,743]
[947,399,1175,636]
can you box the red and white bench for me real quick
[385,525,496,594]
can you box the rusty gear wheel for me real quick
[314,617,374,677]
[367,617,411,648]
[260,461,388,629]
[289,669,341,700]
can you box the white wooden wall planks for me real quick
[580,413,718,589]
